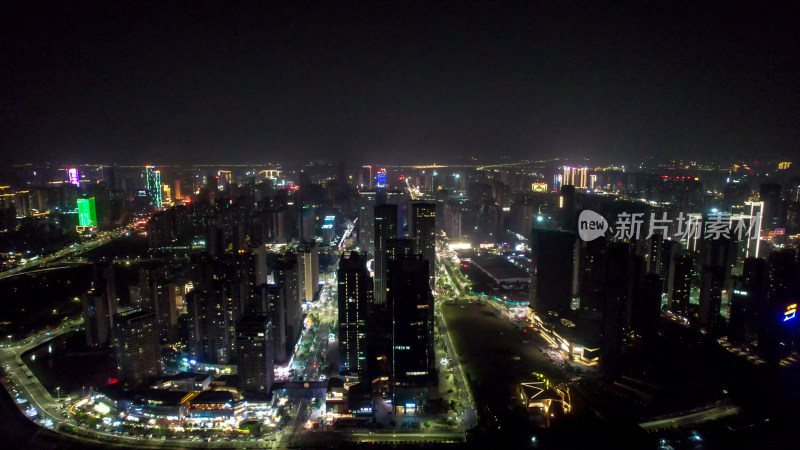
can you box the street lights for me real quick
[56,386,61,401]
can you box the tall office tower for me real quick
[767,249,798,305]
[698,238,737,332]
[297,206,316,242]
[729,278,757,347]
[374,204,398,305]
[338,251,371,376]
[77,197,98,227]
[659,239,681,292]
[510,199,535,237]
[731,201,765,259]
[387,238,414,260]
[375,169,387,188]
[410,201,437,283]
[206,172,219,203]
[253,284,292,364]
[669,252,694,316]
[631,273,663,340]
[155,282,181,339]
[559,185,577,232]
[93,262,117,317]
[186,283,237,364]
[759,183,783,229]
[602,242,636,361]
[114,309,160,386]
[761,250,800,361]
[443,201,463,239]
[699,266,724,331]
[297,241,320,302]
[145,166,162,207]
[529,228,576,317]
[386,239,414,307]
[80,263,118,348]
[275,254,302,354]
[644,233,664,275]
[390,255,434,413]
[575,237,604,313]
[252,245,270,286]
[218,170,232,187]
[236,314,274,396]
[359,165,373,188]
[729,258,769,347]
[382,189,410,231]
[82,287,115,347]
[357,190,377,256]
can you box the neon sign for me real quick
[784,304,796,322]
[67,168,80,186]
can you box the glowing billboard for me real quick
[77,198,97,227]
[67,168,80,186]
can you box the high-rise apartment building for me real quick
[236,314,274,395]
[114,309,160,386]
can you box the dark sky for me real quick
[1,1,798,165]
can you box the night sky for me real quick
[2,1,798,165]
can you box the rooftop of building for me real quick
[472,253,529,282]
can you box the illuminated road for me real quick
[0,226,131,280]
[0,319,83,433]
[639,402,740,431]
[348,431,466,444]
[1,318,282,448]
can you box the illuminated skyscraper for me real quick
[338,251,371,376]
[297,241,320,302]
[114,309,160,386]
[357,190,376,256]
[186,283,237,365]
[376,170,387,188]
[410,202,437,283]
[562,166,589,188]
[77,197,97,227]
[669,252,694,316]
[218,170,232,187]
[236,314,274,395]
[359,165,373,187]
[389,255,434,413]
[553,174,562,193]
[374,204,398,305]
[145,166,162,207]
[759,183,783,229]
[67,168,80,186]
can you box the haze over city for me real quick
[2,2,798,165]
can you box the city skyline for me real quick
[1,2,800,449]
